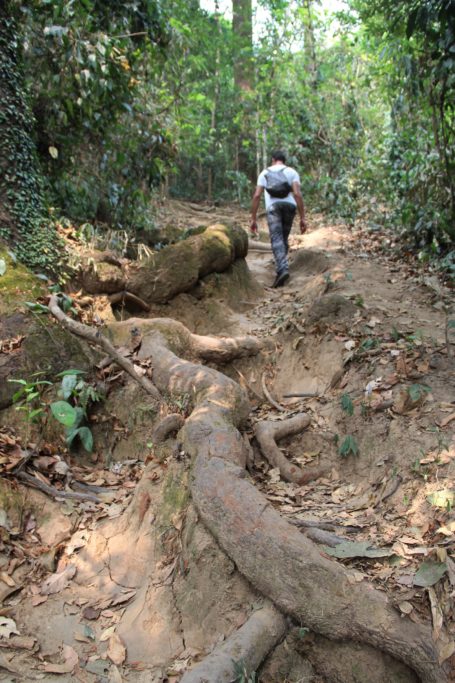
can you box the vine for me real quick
[0,12,63,273]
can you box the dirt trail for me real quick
[0,202,454,682]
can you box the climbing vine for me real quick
[0,12,63,272]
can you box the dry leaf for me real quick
[438,639,455,665]
[438,412,455,428]
[82,606,101,620]
[428,588,443,642]
[43,644,78,674]
[109,664,123,683]
[398,601,413,615]
[0,573,15,588]
[0,617,19,639]
[31,594,48,607]
[107,633,126,665]
[40,564,76,595]
[100,625,117,642]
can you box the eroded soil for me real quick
[0,201,454,682]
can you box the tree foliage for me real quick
[1,0,454,273]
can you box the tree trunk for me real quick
[0,3,61,271]
[232,0,255,179]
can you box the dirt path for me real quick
[0,202,454,682]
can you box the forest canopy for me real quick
[0,0,454,272]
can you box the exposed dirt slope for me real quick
[0,202,453,682]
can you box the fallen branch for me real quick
[255,414,324,484]
[17,472,101,503]
[47,295,161,402]
[181,605,286,683]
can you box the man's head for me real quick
[271,150,286,164]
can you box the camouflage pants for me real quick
[266,202,296,276]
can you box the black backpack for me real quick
[265,167,292,198]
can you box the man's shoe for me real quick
[272,272,290,288]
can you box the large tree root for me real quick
[57,312,445,682]
[48,295,161,401]
[180,605,286,683]
[80,224,249,305]
[255,414,324,483]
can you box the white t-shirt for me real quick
[257,163,300,211]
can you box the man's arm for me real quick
[250,186,264,234]
[292,181,307,234]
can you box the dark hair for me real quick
[271,150,286,163]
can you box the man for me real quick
[250,150,307,287]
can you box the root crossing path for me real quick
[9,204,454,683]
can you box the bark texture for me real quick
[180,605,286,683]
[51,309,446,683]
[80,224,249,305]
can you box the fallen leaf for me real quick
[0,635,35,650]
[438,639,455,665]
[398,601,413,615]
[109,590,136,607]
[413,561,447,587]
[100,625,117,642]
[40,564,76,595]
[31,594,48,607]
[109,664,123,683]
[107,633,126,665]
[0,618,19,639]
[82,606,101,620]
[438,412,455,428]
[43,644,78,674]
[427,490,455,509]
[0,573,14,588]
[428,587,443,641]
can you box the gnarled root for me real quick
[57,312,445,683]
[152,413,185,443]
[180,605,286,683]
[255,414,324,484]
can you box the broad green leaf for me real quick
[0,259,6,276]
[50,401,77,427]
[56,370,86,377]
[25,302,50,314]
[413,561,447,587]
[61,374,78,399]
[76,427,93,452]
[324,541,392,559]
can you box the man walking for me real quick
[250,150,307,287]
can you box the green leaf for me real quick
[408,384,431,402]
[338,435,359,457]
[0,259,6,276]
[413,561,447,587]
[340,393,354,416]
[76,427,93,452]
[324,541,392,559]
[25,302,50,314]
[56,369,86,377]
[50,401,77,427]
[61,374,78,399]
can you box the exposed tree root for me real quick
[57,313,446,683]
[16,471,100,503]
[152,413,185,443]
[255,414,325,484]
[180,605,286,683]
[47,295,162,401]
[261,371,286,412]
[108,290,151,312]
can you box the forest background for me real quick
[1,0,454,277]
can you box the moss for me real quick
[0,247,44,315]
[160,467,189,527]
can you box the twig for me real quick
[261,372,286,412]
[17,472,101,503]
[47,295,161,402]
[109,291,151,312]
[283,392,318,398]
